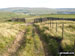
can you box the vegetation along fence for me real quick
[34,17,75,56]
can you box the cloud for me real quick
[0,0,75,8]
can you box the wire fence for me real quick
[34,17,75,56]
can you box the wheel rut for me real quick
[3,30,26,56]
[34,26,53,56]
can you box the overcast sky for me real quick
[0,0,75,8]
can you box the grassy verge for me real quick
[34,20,75,55]
[34,24,59,56]
[0,22,25,55]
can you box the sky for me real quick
[0,0,75,8]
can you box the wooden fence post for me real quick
[50,19,51,28]
[56,22,57,32]
[52,19,53,28]
[41,18,42,23]
[74,40,75,56]
[32,27,35,37]
[34,19,35,23]
[48,19,50,30]
[62,23,64,39]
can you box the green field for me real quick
[39,14,75,18]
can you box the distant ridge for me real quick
[0,7,75,15]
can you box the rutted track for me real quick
[33,25,53,56]
[3,30,26,56]
[2,23,30,56]
[2,22,54,56]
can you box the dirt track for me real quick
[3,30,26,56]
[34,26,53,56]
[2,22,53,56]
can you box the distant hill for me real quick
[56,8,75,14]
[0,11,28,21]
[0,7,75,15]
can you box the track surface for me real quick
[3,30,26,56]
[3,23,53,56]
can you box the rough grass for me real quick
[0,22,25,55]
[34,24,59,56]
[34,20,75,52]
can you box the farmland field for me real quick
[39,14,75,18]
